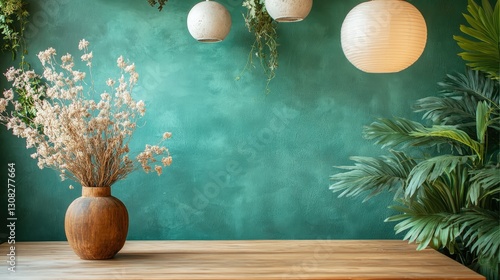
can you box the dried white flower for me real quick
[124,63,135,73]
[155,165,162,175]
[37,47,56,66]
[162,156,172,166]
[0,99,8,113]
[78,39,89,50]
[72,71,86,82]
[136,100,145,116]
[106,78,115,87]
[163,132,172,139]
[117,56,127,69]
[61,53,72,63]
[81,52,93,66]
[3,89,14,101]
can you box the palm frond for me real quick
[387,165,473,253]
[469,166,500,205]
[449,208,500,264]
[410,125,484,160]
[330,151,415,201]
[475,101,489,143]
[414,69,500,140]
[364,118,458,149]
[414,95,478,129]
[439,69,499,105]
[387,204,461,252]
[405,155,475,198]
[453,0,499,80]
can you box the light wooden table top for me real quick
[0,240,485,280]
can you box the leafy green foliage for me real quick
[414,68,500,150]
[405,155,474,198]
[332,1,500,272]
[330,150,415,201]
[241,0,279,93]
[147,0,168,11]
[1,0,43,128]
[0,0,29,59]
[14,73,43,124]
[330,70,500,279]
[454,0,499,80]
[469,167,500,205]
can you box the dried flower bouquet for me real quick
[0,40,172,188]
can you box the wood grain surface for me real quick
[0,240,485,280]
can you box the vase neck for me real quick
[82,186,111,197]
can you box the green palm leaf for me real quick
[330,150,415,201]
[364,118,459,149]
[405,155,476,198]
[475,100,492,143]
[364,117,484,157]
[469,167,500,205]
[449,208,500,264]
[414,69,499,135]
[387,167,470,252]
[388,208,460,251]
[410,125,484,160]
[415,95,477,129]
[439,68,500,105]
[453,0,499,80]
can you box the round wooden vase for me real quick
[65,186,129,260]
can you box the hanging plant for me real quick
[1,0,42,127]
[454,0,499,80]
[241,0,279,93]
[0,0,29,60]
[147,0,168,11]
[146,0,279,92]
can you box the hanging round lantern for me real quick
[187,0,232,43]
[265,0,313,22]
[340,0,427,73]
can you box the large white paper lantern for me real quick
[341,0,427,73]
[187,0,231,43]
[265,0,313,22]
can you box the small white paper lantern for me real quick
[265,0,313,22]
[340,0,427,73]
[187,0,232,43]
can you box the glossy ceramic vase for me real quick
[65,186,129,260]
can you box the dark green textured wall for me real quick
[0,0,467,241]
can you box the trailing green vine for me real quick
[1,0,42,126]
[241,0,279,93]
[147,0,168,11]
[0,0,29,60]
[147,0,280,93]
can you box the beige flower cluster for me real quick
[0,40,172,187]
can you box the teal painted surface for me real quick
[0,0,467,241]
